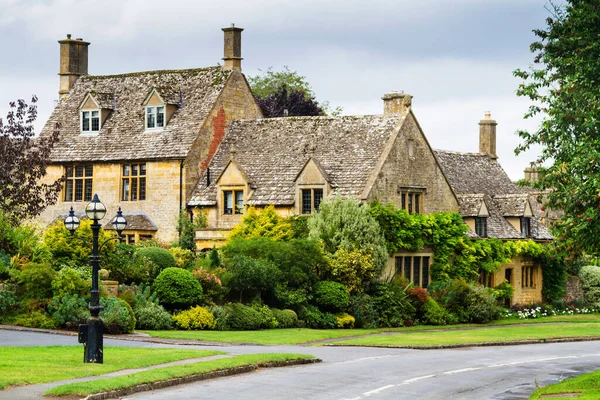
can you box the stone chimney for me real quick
[479,111,498,160]
[222,24,243,71]
[58,34,90,98]
[524,167,540,183]
[382,91,412,116]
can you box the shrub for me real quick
[154,268,203,310]
[314,281,349,312]
[298,305,337,329]
[430,279,500,323]
[0,289,18,316]
[137,247,177,280]
[172,306,216,330]
[226,303,264,330]
[251,303,278,329]
[369,281,415,327]
[271,308,298,328]
[131,283,160,310]
[335,312,355,329]
[44,220,113,267]
[135,302,172,330]
[13,311,57,329]
[580,265,600,307]
[18,263,56,300]
[192,268,225,304]
[51,267,90,297]
[274,283,309,309]
[421,297,453,325]
[324,248,377,293]
[490,281,514,301]
[104,243,152,284]
[348,293,378,329]
[223,255,279,302]
[0,249,10,280]
[47,293,89,330]
[210,305,231,331]
[100,297,136,334]
[408,286,430,320]
[168,247,196,270]
[228,205,294,241]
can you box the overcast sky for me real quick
[0,0,553,180]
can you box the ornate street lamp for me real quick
[64,194,127,363]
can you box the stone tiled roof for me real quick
[189,115,401,206]
[42,67,232,162]
[102,212,158,231]
[434,150,553,241]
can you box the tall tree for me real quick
[249,66,341,118]
[0,96,63,222]
[514,1,600,257]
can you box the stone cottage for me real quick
[37,27,262,243]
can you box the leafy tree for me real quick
[249,66,341,117]
[0,96,63,222]
[228,205,294,241]
[223,254,280,302]
[514,1,600,257]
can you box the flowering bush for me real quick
[192,267,225,304]
[505,302,596,319]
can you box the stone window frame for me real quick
[300,187,324,215]
[521,265,538,289]
[80,109,101,134]
[394,252,432,288]
[520,216,531,238]
[119,232,154,244]
[399,189,424,214]
[145,105,166,130]
[63,164,93,202]
[121,163,147,202]
[222,187,245,215]
[475,216,488,238]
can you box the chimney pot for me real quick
[222,25,243,71]
[479,112,498,160]
[66,33,71,39]
[382,91,412,116]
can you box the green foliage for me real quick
[154,268,203,310]
[490,281,514,301]
[192,267,225,304]
[368,281,415,327]
[298,305,337,329]
[18,263,56,299]
[222,254,280,302]
[430,279,500,324]
[43,220,114,268]
[168,247,196,270]
[287,215,310,239]
[324,248,375,293]
[314,281,349,312]
[172,306,216,330]
[51,267,90,298]
[104,243,151,284]
[228,205,294,241]
[100,297,136,334]
[47,293,89,330]
[222,303,264,331]
[271,308,298,328]
[421,297,453,326]
[137,247,177,280]
[0,289,17,316]
[579,265,600,307]
[13,311,57,329]
[131,283,160,310]
[251,303,279,329]
[309,197,388,278]
[514,1,600,256]
[335,312,355,329]
[348,293,378,329]
[209,247,221,268]
[177,211,197,251]
[0,212,51,268]
[539,249,567,302]
[135,302,172,330]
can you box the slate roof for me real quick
[41,67,232,162]
[434,149,553,241]
[189,115,401,206]
[102,213,158,231]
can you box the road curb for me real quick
[81,358,322,400]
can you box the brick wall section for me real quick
[201,107,227,172]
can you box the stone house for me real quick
[37,27,262,243]
[434,113,553,305]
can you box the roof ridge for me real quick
[83,66,222,80]
[433,149,487,156]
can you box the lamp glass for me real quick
[85,195,107,221]
[64,209,80,232]
[112,208,127,233]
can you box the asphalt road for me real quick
[2,329,599,399]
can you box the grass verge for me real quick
[530,369,600,399]
[45,353,317,397]
[0,346,223,390]
[330,323,600,347]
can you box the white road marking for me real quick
[399,374,436,385]
[443,367,482,375]
[336,355,395,364]
[363,385,395,396]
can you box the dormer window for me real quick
[146,106,165,130]
[475,216,487,238]
[81,110,100,133]
[520,216,531,237]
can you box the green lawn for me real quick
[45,353,317,397]
[331,323,600,347]
[530,369,600,399]
[0,346,223,390]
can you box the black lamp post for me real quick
[64,194,127,363]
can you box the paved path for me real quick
[1,329,599,399]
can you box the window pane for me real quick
[313,189,323,211]
[157,106,165,127]
[75,180,83,201]
[122,179,129,201]
[128,235,135,245]
[422,257,430,288]
[131,178,138,201]
[75,166,84,177]
[235,191,244,214]
[139,177,146,200]
[84,179,93,202]
[64,180,73,201]
[301,189,312,214]
[82,111,90,131]
[395,257,402,275]
[132,164,138,176]
[401,193,406,210]
[413,257,421,286]
[85,165,93,177]
[415,194,420,214]
[140,164,146,176]
[403,257,411,281]
[408,193,413,214]
[147,107,155,128]
[91,111,100,131]
[224,191,233,214]
[123,165,130,176]
[65,166,73,177]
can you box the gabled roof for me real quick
[434,149,553,241]
[189,115,401,206]
[41,67,232,162]
[79,92,116,110]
